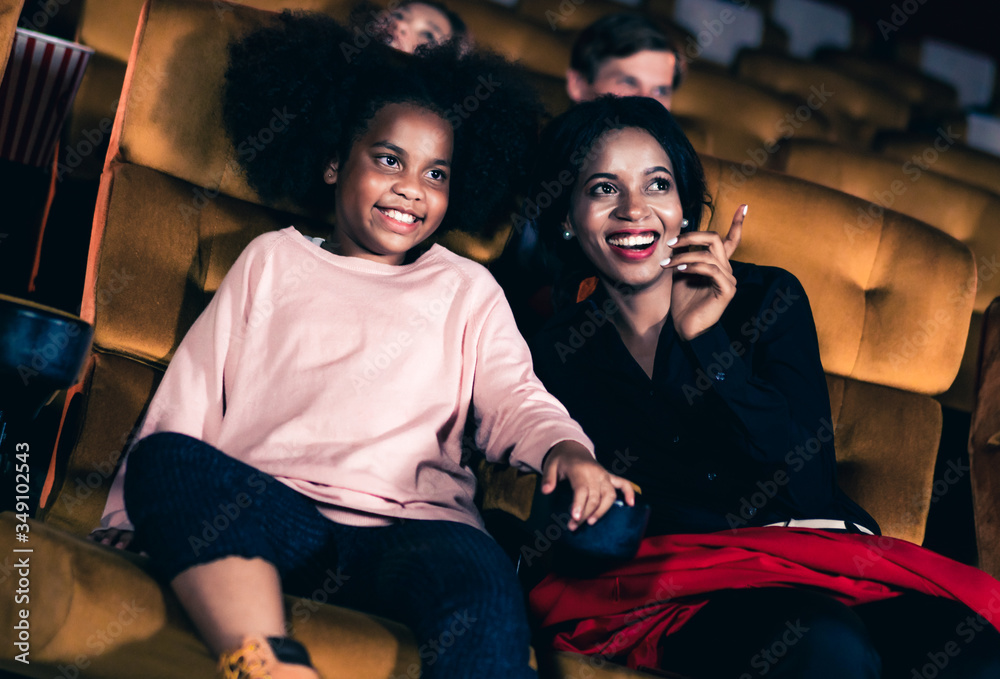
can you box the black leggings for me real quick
[656,587,1000,678]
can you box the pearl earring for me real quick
[562,229,574,240]
[682,218,689,228]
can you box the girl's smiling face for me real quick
[388,3,453,53]
[328,103,452,265]
[565,126,684,289]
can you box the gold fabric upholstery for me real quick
[0,0,24,77]
[777,138,1000,411]
[736,50,911,148]
[815,50,959,121]
[878,132,1000,196]
[970,297,1000,579]
[672,63,833,165]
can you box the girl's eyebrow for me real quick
[645,166,673,176]
[373,140,451,167]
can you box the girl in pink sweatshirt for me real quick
[90,13,633,679]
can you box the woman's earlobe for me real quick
[323,161,338,185]
[562,218,575,241]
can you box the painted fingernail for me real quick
[677,264,688,271]
[742,204,748,216]
[660,258,671,266]
[666,237,678,246]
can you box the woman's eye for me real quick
[589,182,616,195]
[650,177,671,191]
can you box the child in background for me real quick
[349,0,468,54]
[90,13,632,679]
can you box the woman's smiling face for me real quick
[565,126,684,289]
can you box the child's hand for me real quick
[89,527,138,551]
[541,441,636,531]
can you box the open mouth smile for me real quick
[606,230,659,259]
[376,206,423,232]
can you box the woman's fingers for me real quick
[663,232,731,274]
[663,256,737,289]
[725,204,746,258]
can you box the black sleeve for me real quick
[678,268,837,515]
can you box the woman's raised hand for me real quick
[661,204,746,341]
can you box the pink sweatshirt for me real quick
[101,227,593,532]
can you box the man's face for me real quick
[568,49,677,110]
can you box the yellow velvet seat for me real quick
[0,1,979,677]
[671,62,834,165]
[814,49,960,123]
[735,50,912,148]
[1,0,23,76]
[876,131,1000,197]
[775,138,1000,412]
[970,296,1000,580]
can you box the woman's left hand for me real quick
[661,204,745,341]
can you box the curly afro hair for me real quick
[223,11,542,238]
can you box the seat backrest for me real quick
[0,0,24,78]
[672,63,833,158]
[876,132,1000,197]
[777,138,1000,411]
[735,50,911,147]
[969,296,1000,579]
[699,155,974,542]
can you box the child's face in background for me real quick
[388,3,453,53]
[329,103,452,265]
[564,126,684,291]
[568,49,677,111]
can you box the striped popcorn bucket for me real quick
[0,28,93,168]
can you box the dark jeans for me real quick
[656,587,1000,678]
[123,432,536,679]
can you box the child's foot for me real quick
[217,635,320,679]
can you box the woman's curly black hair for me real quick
[223,11,541,238]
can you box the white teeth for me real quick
[382,208,417,224]
[607,233,656,248]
